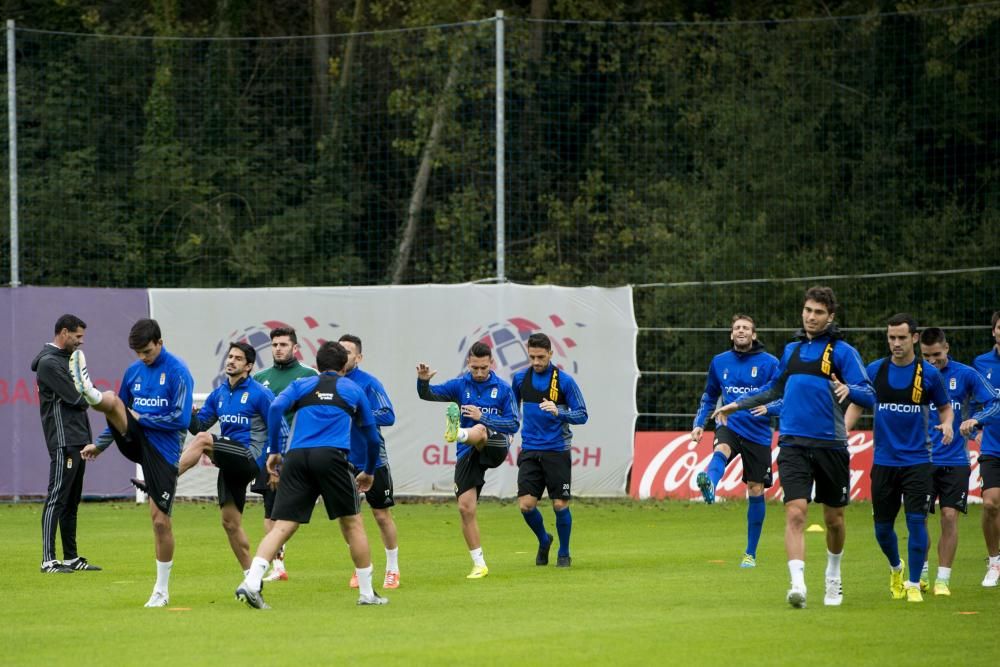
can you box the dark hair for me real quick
[919,327,947,347]
[992,311,1000,330]
[468,341,492,359]
[887,312,918,334]
[269,327,298,344]
[54,314,86,335]
[731,313,755,332]
[803,286,838,315]
[128,318,162,350]
[526,333,551,350]
[315,341,348,373]
[228,341,256,366]
[338,333,362,352]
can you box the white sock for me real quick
[937,566,951,583]
[825,550,842,579]
[921,561,929,577]
[892,560,904,572]
[245,556,269,590]
[385,547,399,572]
[457,429,469,443]
[82,387,102,405]
[788,559,805,589]
[356,564,374,597]
[155,559,172,593]
[470,547,485,567]
[990,554,1000,566]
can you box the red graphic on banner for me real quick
[632,431,983,502]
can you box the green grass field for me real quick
[2,498,997,666]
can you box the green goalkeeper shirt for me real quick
[253,360,318,421]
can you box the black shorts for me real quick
[250,465,278,519]
[931,464,970,514]
[210,436,260,514]
[271,448,360,524]
[517,449,572,500]
[870,463,933,522]
[776,443,850,507]
[363,465,395,510]
[715,425,773,487]
[109,411,178,516]
[981,455,1000,491]
[454,448,493,498]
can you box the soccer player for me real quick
[74,318,194,607]
[251,326,318,582]
[235,341,386,609]
[919,327,1000,595]
[511,333,588,568]
[32,314,102,573]
[416,341,520,579]
[713,286,873,608]
[844,314,953,603]
[339,334,401,589]
[973,310,1000,587]
[690,314,781,568]
[183,342,276,572]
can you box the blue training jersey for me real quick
[99,347,194,467]
[511,363,588,452]
[973,348,1000,457]
[693,342,782,447]
[928,359,1000,465]
[268,372,380,473]
[345,366,395,470]
[861,358,949,467]
[417,369,520,461]
[736,328,873,446]
[193,376,275,469]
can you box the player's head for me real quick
[53,314,86,352]
[801,286,837,337]
[730,313,757,351]
[128,318,163,366]
[526,333,554,373]
[886,313,919,361]
[919,327,949,371]
[225,341,255,380]
[315,341,348,374]
[466,341,493,382]
[338,334,363,372]
[269,326,299,365]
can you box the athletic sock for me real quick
[356,564,374,597]
[521,508,549,543]
[825,549,843,579]
[385,547,399,572]
[456,429,469,443]
[554,507,572,557]
[873,521,901,568]
[788,559,805,588]
[707,450,728,488]
[936,566,951,584]
[921,560,929,579]
[155,559,172,594]
[245,556,268,590]
[990,554,1000,566]
[745,495,765,557]
[470,547,486,567]
[905,514,928,585]
[82,386,102,405]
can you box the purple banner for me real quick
[0,287,149,497]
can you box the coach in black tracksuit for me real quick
[31,314,102,573]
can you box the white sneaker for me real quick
[357,593,389,606]
[824,577,843,606]
[144,590,169,608]
[982,561,1000,587]
[786,584,807,609]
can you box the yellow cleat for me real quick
[905,584,923,602]
[933,581,951,596]
[466,564,489,579]
[919,574,929,593]
[445,404,460,442]
[890,563,906,600]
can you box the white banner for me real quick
[150,284,637,498]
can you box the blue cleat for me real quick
[696,472,715,504]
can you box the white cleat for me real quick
[144,590,169,608]
[68,350,93,395]
[357,593,389,606]
[983,561,1000,587]
[824,578,843,606]
[786,585,807,609]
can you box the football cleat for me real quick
[889,562,906,600]
[68,350,94,396]
[129,477,148,494]
[696,472,715,504]
[982,561,1000,587]
[348,572,359,589]
[444,404,460,442]
[556,555,572,568]
[357,593,389,606]
[40,560,74,574]
[65,556,102,571]
[823,577,843,607]
[383,571,400,589]
[466,564,489,579]
[919,573,929,593]
[905,583,923,602]
[263,568,288,582]
[536,533,553,566]
[786,585,807,609]
[144,590,169,608]
[235,584,270,610]
[740,554,757,569]
[933,581,951,596]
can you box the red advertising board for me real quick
[631,431,984,502]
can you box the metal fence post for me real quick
[7,19,19,287]
[495,9,505,283]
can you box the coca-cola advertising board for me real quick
[632,431,984,502]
